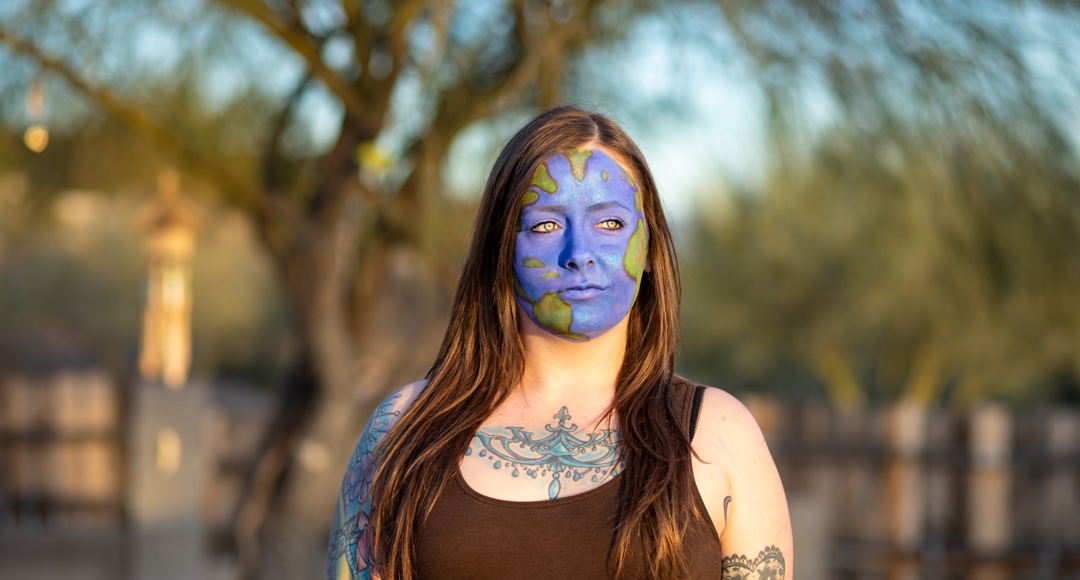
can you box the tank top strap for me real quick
[667,378,705,440]
[689,384,706,441]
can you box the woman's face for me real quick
[513,146,648,341]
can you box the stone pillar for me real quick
[138,168,199,389]
[128,381,209,580]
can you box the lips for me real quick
[558,284,607,300]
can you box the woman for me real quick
[327,106,792,579]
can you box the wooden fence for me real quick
[3,374,1078,579]
[0,371,124,530]
[745,396,1080,579]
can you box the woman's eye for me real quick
[598,219,624,230]
[531,221,560,233]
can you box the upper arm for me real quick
[326,380,427,580]
[691,387,793,579]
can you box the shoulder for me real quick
[330,380,428,580]
[689,386,789,545]
[377,379,428,418]
[691,388,792,566]
[694,386,762,443]
[359,379,428,444]
[690,386,773,486]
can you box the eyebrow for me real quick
[586,201,629,212]
[524,201,631,214]
[527,204,568,213]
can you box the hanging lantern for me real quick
[24,79,49,153]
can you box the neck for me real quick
[517,314,628,413]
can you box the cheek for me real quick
[514,235,556,284]
[595,243,626,267]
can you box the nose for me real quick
[559,223,595,270]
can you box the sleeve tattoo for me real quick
[721,546,786,580]
[326,394,402,580]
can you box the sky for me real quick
[438,4,773,224]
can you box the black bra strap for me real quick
[689,385,706,441]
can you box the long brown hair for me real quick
[369,105,699,578]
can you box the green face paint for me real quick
[533,292,588,342]
[531,162,559,194]
[566,149,593,182]
[623,218,647,281]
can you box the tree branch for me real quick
[0,27,263,208]
[221,0,370,126]
[262,72,312,191]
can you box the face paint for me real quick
[514,148,648,341]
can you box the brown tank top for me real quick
[414,381,722,579]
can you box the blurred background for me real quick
[0,0,1079,578]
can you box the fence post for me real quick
[1040,411,1078,567]
[885,400,926,580]
[968,403,1012,580]
[787,401,834,580]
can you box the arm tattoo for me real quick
[471,406,621,500]
[721,546,786,580]
[326,394,402,580]
[724,495,732,523]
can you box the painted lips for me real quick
[558,284,607,300]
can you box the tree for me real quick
[676,1,1080,409]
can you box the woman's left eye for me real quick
[597,219,624,230]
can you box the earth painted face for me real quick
[514,147,648,341]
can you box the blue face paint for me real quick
[514,148,648,341]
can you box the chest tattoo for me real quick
[469,407,622,499]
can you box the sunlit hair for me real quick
[369,105,700,579]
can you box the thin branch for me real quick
[262,72,313,191]
[0,27,263,207]
[388,0,429,61]
[221,0,368,123]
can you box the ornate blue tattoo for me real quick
[470,407,621,500]
[327,394,401,580]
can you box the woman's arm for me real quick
[326,380,426,580]
[691,387,793,579]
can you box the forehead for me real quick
[526,148,641,210]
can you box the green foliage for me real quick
[680,123,1080,405]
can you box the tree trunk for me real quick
[258,236,451,580]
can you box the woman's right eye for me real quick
[530,221,560,233]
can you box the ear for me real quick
[644,258,652,273]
